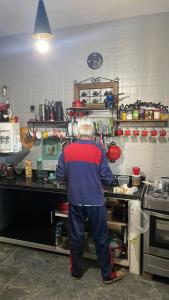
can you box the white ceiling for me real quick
[0,0,169,37]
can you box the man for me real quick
[55,118,124,284]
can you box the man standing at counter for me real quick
[55,118,124,284]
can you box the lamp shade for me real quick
[33,0,53,40]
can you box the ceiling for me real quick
[0,0,169,37]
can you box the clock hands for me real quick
[93,60,101,67]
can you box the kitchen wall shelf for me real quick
[117,119,168,127]
[27,121,67,125]
[74,77,119,110]
[67,107,110,111]
[27,121,68,131]
[117,119,168,122]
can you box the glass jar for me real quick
[25,160,32,178]
[144,109,154,119]
[126,110,132,120]
[139,107,145,119]
[132,175,141,187]
[153,109,160,120]
[121,111,127,121]
[160,112,169,120]
[132,109,139,120]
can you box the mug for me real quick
[151,129,157,136]
[141,129,148,137]
[160,128,166,137]
[124,129,131,136]
[93,91,99,96]
[133,167,140,176]
[81,91,88,97]
[133,128,139,136]
[116,128,123,136]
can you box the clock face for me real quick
[87,52,103,69]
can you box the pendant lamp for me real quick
[33,0,53,40]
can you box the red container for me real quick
[72,100,84,108]
[132,167,140,176]
[57,202,69,213]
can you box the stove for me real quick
[144,189,169,212]
[143,183,169,278]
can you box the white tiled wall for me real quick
[0,12,169,179]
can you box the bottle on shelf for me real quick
[36,157,43,182]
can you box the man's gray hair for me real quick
[77,118,95,137]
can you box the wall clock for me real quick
[87,52,103,69]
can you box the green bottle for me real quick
[36,157,43,182]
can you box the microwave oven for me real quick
[0,123,21,153]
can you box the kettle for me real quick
[106,142,121,162]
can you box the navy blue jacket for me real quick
[55,140,114,205]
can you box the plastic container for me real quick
[132,167,140,175]
[129,206,149,241]
[118,175,130,186]
[110,238,123,258]
[56,202,69,213]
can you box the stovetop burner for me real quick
[147,190,169,201]
[144,185,169,212]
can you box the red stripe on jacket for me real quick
[64,143,102,165]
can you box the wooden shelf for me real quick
[80,95,113,98]
[55,211,68,218]
[55,212,128,227]
[27,121,68,130]
[55,246,129,266]
[107,220,128,228]
[67,107,110,111]
[27,121,67,125]
[117,119,168,122]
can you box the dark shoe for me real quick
[103,270,124,285]
[71,273,82,280]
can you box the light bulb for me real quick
[35,39,50,53]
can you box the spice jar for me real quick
[139,107,145,119]
[154,109,160,120]
[126,110,132,120]
[160,112,169,120]
[145,109,154,119]
[132,109,139,120]
[121,111,127,121]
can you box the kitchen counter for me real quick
[0,175,146,200]
[0,174,144,275]
[0,176,67,195]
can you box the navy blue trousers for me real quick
[69,204,114,279]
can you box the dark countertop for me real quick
[0,175,146,200]
[0,176,67,194]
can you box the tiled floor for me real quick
[0,243,168,300]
